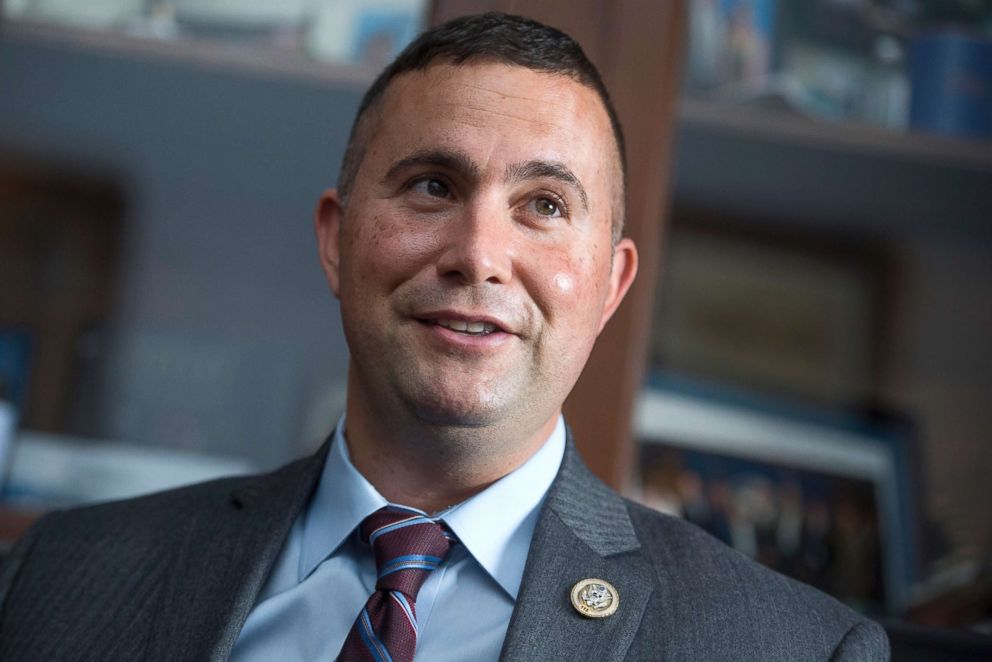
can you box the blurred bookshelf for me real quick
[0,0,430,88]
[680,97,992,174]
[0,18,379,89]
[674,95,992,242]
[662,0,992,629]
[677,0,992,235]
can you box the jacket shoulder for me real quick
[623,499,889,661]
[0,449,321,606]
[20,472,252,545]
[0,451,324,661]
[18,449,318,542]
[0,470,264,597]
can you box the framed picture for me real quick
[652,210,890,409]
[634,374,919,616]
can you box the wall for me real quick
[0,29,363,468]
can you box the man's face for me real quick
[317,62,636,436]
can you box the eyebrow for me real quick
[383,149,480,183]
[506,160,588,212]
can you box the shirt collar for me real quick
[299,416,387,582]
[299,415,566,600]
[440,416,565,599]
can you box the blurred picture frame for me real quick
[0,154,123,431]
[634,374,918,616]
[652,210,889,409]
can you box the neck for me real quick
[343,386,559,514]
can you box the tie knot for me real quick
[360,507,454,597]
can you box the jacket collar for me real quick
[146,440,331,662]
[542,429,641,556]
[499,427,655,661]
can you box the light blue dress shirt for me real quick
[230,416,565,662]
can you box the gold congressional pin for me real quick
[570,578,619,618]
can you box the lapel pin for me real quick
[570,578,619,618]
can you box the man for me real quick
[0,13,888,661]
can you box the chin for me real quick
[400,383,511,430]
[407,399,503,429]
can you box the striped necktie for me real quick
[337,506,455,662]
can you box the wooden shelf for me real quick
[672,97,992,239]
[0,19,378,89]
[679,98,992,175]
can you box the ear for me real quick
[314,189,343,298]
[597,237,638,333]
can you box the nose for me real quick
[435,201,513,285]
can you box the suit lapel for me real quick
[499,432,655,662]
[145,440,330,661]
[139,430,651,661]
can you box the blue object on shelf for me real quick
[0,328,33,412]
[910,31,992,139]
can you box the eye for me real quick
[531,196,564,218]
[410,177,451,199]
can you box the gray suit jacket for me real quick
[0,433,889,661]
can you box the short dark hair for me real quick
[336,12,627,242]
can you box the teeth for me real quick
[435,319,498,335]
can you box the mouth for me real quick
[415,312,512,338]
[431,318,499,336]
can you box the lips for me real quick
[433,319,498,335]
[414,310,514,337]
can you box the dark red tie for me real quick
[337,507,455,662]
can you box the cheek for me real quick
[345,215,440,287]
[546,268,598,335]
[553,272,574,294]
[537,249,608,324]
[536,258,610,372]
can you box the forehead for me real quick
[362,62,620,197]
